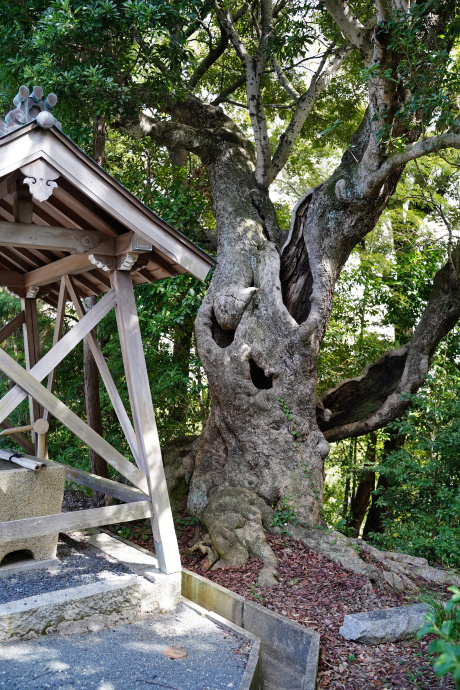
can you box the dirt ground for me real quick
[64,491,455,689]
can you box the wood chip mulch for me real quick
[64,492,454,689]
[122,515,455,690]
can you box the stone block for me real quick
[0,458,66,565]
[339,603,430,644]
[74,529,182,611]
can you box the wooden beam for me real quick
[0,289,116,423]
[22,297,42,427]
[24,254,93,289]
[112,270,181,574]
[0,220,116,255]
[65,276,140,463]
[64,466,149,503]
[116,231,152,255]
[0,501,152,542]
[0,271,24,288]
[0,347,149,493]
[0,311,25,344]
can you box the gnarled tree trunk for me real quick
[116,0,460,580]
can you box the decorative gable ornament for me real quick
[21,159,60,202]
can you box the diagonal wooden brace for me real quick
[0,288,116,424]
[0,347,149,494]
[64,276,139,464]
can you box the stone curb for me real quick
[182,568,320,690]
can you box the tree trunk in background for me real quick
[93,116,106,167]
[363,431,404,538]
[83,296,108,504]
[346,432,377,537]
[170,319,193,427]
[187,115,403,571]
[80,118,109,504]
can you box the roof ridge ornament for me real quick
[0,85,61,138]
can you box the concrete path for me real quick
[0,602,249,690]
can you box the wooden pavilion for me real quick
[0,86,214,574]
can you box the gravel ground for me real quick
[0,602,250,690]
[0,534,132,604]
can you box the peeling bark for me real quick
[280,194,313,324]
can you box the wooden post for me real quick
[111,270,181,574]
[21,297,42,438]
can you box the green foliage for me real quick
[418,587,460,687]
[249,581,264,603]
[367,365,460,567]
[174,514,200,537]
[0,0,203,132]
[361,0,460,145]
[271,495,298,535]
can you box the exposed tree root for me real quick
[200,487,279,585]
[188,486,460,593]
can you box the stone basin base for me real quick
[0,457,66,569]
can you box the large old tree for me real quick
[2,0,460,582]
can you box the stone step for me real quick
[0,529,182,643]
[0,574,143,641]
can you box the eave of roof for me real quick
[0,121,215,281]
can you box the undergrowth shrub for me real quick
[367,369,460,568]
[418,586,460,688]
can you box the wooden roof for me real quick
[0,87,214,308]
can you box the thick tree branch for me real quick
[320,248,460,441]
[272,55,300,102]
[211,75,246,105]
[321,0,372,53]
[360,129,460,197]
[266,46,352,186]
[189,4,250,90]
[357,1,457,189]
[216,2,272,185]
[115,114,216,155]
[189,24,229,89]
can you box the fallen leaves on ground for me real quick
[162,645,188,660]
